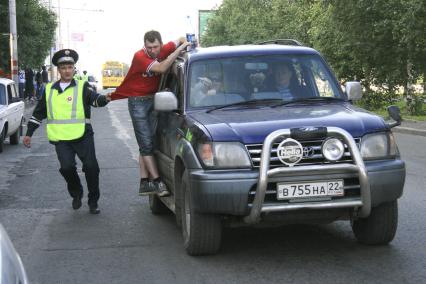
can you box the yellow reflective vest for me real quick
[45,80,86,142]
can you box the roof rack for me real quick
[257,39,303,46]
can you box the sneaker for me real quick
[89,205,100,214]
[72,196,82,210]
[139,179,155,196]
[153,180,170,197]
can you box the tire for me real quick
[9,121,21,145]
[181,170,222,256]
[175,180,182,228]
[352,200,398,245]
[149,194,171,215]
[0,128,4,153]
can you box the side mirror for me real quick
[345,81,362,101]
[386,105,402,128]
[154,91,178,111]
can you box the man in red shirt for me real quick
[112,30,189,196]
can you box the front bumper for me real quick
[190,159,405,216]
[189,127,405,223]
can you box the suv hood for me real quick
[188,103,387,144]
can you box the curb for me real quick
[393,126,426,137]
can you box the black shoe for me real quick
[139,179,155,196]
[72,196,82,210]
[153,180,170,197]
[89,205,100,214]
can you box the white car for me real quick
[0,78,25,153]
[87,75,98,91]
[0,224,29,284]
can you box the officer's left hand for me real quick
[105,93,112,102]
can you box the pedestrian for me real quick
[23,49,112,214]
[35,68,43,100]
[41,65,49,83]
[18,69,25,98]
[24,67,34,100]
[82,70,89,82]
[111,30,189,196]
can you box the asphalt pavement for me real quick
[1,99,425,283]
[394,119,426,137]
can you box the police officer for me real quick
[23,49,112,214]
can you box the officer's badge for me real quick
[65,50,70,55]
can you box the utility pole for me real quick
[8,0,19,86]
[49,0,55,81]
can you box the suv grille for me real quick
[246,138,360,168]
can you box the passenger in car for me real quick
[273,62,299,100]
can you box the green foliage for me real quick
[201,0,425,102]
[357,91,399,111]
[0,0,57,71]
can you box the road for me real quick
[0,100,425,284]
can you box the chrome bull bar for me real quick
[244,127,371,224]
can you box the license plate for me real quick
[277,180,344,200]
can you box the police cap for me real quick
[52,49,79,66]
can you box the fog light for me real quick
[322,138,344,161]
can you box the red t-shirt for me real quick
[111,41,176,100]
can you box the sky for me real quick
[46,0,223,78]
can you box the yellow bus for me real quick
[101,61,128,89]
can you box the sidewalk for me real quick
[393,119,426,137]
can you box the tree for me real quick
[202,0,274,46]
[0,0,57,73]
[201,0,425,113]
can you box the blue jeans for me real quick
[128,96,157,156]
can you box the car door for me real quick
[0,83,7,134]
[155,61,186,190]
[6,83,21,135]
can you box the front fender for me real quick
[175,138,202,170]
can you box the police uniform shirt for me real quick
[26,79,108,142]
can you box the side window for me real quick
[7,84,13,102]
[0,85,6,105]
[163,72,177,93]
[11,84,18,99]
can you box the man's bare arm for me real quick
[150,41,190,74]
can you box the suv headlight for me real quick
[198,142,251,168]
[360,132,399,160]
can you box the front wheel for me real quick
[0,128,4,153]
[9,121,22,145]
[352,200,398,245]
[181,170,222,256]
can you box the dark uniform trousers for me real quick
[54,130,100,206]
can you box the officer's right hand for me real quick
[23,136,31,148]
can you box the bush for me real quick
[358,91,399,111]
[405,94,424,115]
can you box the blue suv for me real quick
[151,40,405,255]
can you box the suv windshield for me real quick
[188,55,343,108]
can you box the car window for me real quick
[7,84,13,102]
[10,83,18,99]
[0,85,6,105]
[188,55,342,108]
[309,60,341,97]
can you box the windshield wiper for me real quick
[272,96,344,108]
[206,99,282,113]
